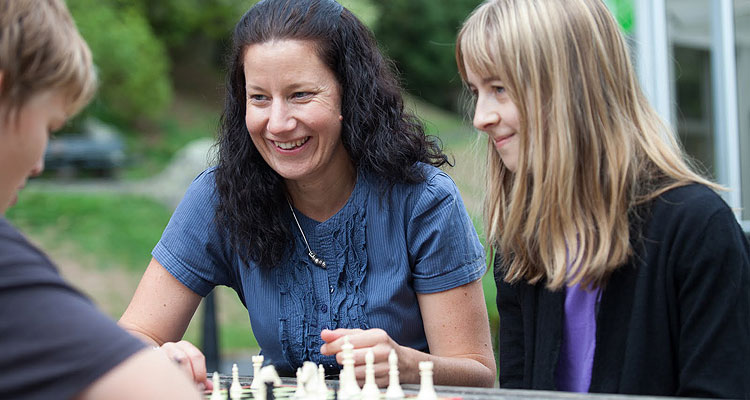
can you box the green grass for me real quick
[7,191,172,272]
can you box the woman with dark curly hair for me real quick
[120,0,496,389]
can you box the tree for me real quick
[374,0,482,111]
[68,0,172,124]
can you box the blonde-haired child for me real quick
[456,0,750,397]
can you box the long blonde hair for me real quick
[456,0,717,289]
[0,0,96,120]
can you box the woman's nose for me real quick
[267,101,296,134]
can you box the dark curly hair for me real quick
[215,0,449,269]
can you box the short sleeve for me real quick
[407,171,486,293]
[152,169,234,296]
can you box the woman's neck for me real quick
[285,158,357,222]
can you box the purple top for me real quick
[554,280,601,392]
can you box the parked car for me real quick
[44,119,126,177]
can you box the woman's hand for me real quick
[320,328,416,386]
[155,340,212,390]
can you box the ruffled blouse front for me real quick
[277,171,369,372]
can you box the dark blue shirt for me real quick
[153,164,485,375]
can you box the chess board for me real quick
[204,384,315,399]
[203,384,461,400]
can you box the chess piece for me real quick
[230,363,243,400]
[255,365,281,400]
[316,364,328,400]
[251,355,265,389]
[210,371,224,400]
[361,349,380,400]
[416,361,437,400]
[300,361,318,394]
[385,349,404,400]
[294,367,307,399]
[337,336,361,400]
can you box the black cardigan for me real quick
[495,184,750,398]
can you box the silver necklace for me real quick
[286,198,326,269]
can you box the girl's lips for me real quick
[494,133,515,149]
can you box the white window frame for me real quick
[634,0,748,233]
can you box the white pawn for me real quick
[294,367,307,399]
[337,336,361,400]
[361,349,380,400]
[251,355,264,389]
[210,371,224,400]
[316,364,328,400]
[230,363,243,400]
[385,349,404,400]
[416,361,437,400]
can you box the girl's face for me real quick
[464,63,521,172]
[0,87,67,214]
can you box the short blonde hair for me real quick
[456,0,716,289]
[0,0,96,119]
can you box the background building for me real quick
[617,0,750,232]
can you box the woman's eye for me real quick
[292,92,312,99]
[249,94,268,102]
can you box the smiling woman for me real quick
[118,0,496,390]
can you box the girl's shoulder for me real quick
[652,183,729,218]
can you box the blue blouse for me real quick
[153,164,485,376]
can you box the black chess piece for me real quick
[265,381,275,400]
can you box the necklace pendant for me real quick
[309,251,327,269]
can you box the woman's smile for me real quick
[273,136,310,151]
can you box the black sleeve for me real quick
[673,207,750,398]
[495,251,526,388]
[0,223,146,399]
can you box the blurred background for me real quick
[6,0,750,375]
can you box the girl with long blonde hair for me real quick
[456,0,750,396]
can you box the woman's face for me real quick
[243,39,349,183]
[464,63,521,172]
[0,88,67,214]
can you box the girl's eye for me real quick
[494,86,506,94]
